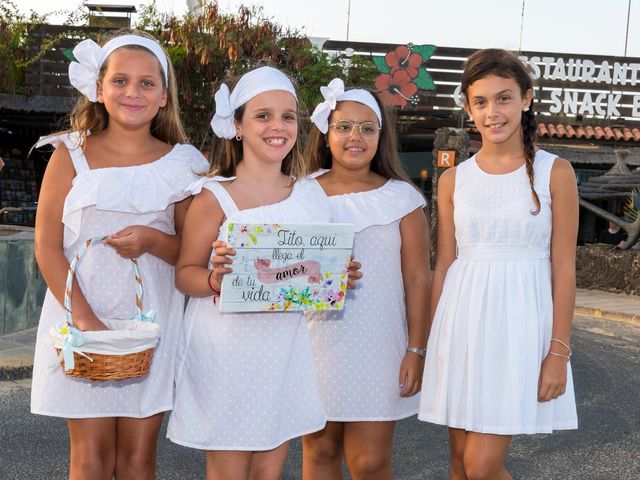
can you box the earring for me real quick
[235,134,242,141]
[523,107,530,112]
[468,116,474,122]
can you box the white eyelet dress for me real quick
[306,175,426,421]
[167,176,329,451]
[30,132,208,418]
[418,149,578,434]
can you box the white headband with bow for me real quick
[210,66,298,139]
[68,35,169,102]
[310,78,383,134]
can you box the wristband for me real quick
[406,346,426,359]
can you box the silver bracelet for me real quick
[406,346,426,359]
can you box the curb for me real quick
[574,306,640,326]
[0,365,33,382]
[0,355,34,381]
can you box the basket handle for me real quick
[63,235,150,327]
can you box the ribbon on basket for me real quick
[131,257,156,322]
[53,324,92,371]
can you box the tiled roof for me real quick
[537,123,640,142]
[0,94,74,113]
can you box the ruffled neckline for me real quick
[308,170,426,232]
[36,133,209,248]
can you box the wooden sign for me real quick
[219,223,355,313]
[437,150,456,168]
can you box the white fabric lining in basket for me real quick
[50,319,159,356]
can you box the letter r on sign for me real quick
[437,150,456,168]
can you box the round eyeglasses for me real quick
[328,119,381,138]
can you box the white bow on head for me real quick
[310,78,345,134]
[68,39,104,102]
[310,78,383,134]
[210,66,298,139]
[210,84,236,139]
[68,35,169,103]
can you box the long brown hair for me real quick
[206,70,307,179]
[461,48,539,214]
[67,29,187,147]
[305,89,413,183]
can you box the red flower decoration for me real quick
[385,45,423,79]
[375,70,418,109]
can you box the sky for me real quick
[13,0,640,57]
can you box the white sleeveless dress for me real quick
[30,132,208,418]
[167,176,329,451]
[418,149,578,434]
[306,176,426,421]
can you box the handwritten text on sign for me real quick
[219,223,355,313]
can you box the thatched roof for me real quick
[578,150,640,200]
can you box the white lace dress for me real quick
[167,177,329,451]
[418,149,578,434]
[30,132,208,418]
[306,176,426,421]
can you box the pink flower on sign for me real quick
[375,70,418,108]
[385,45,423,79]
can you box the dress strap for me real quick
[533,149,557,197]
[36,132,90,174]
[206,181,240,218]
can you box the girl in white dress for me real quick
[301,79,431,479]
[167,67,360,480]
[419,49,579,479]
[30,32,207,479]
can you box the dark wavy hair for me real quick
[305,89,413,184]
[461,48,539,214]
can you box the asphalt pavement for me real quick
[0,314,638,479]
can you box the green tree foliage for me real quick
[0,1,376,146]
[0,2,45,94]
[137,2,376,146]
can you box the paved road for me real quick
[0,315,638,479]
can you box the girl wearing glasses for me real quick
[302,79,431,479]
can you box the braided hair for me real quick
[461,49,540,215]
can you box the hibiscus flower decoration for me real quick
[375,70,419,109]
[372,44,437,109]
[385,45,423,79]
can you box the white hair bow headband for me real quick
[68,35,169,102]
[210,66,298,139]
[310,78,383,133]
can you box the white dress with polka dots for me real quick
[418,150,578,434]
[30,132,208,418]
[167,176,329,451]
[306,176,426,421]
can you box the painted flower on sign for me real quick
[372,44,437,109]
[375,70,419,109]
[385,45,423,79]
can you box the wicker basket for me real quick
[51,236,160,381]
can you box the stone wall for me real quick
[576,245,640,295]
[0,229,46,334]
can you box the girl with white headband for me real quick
[30,30,207,478]
[302,78,431,479]
[167,66,360,479]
